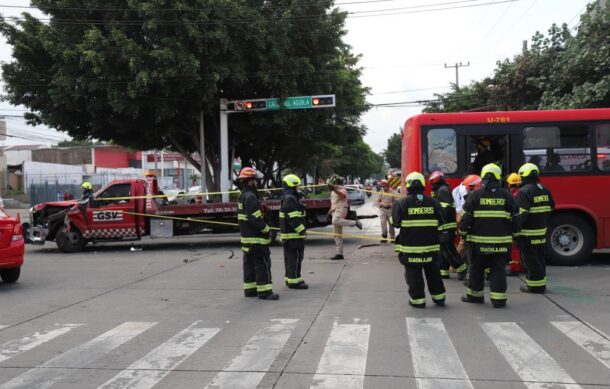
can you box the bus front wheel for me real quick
[546,214,594,266]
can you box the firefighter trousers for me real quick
[284,240,305,285]
[438,241,466,277]
[467,251,507,305]
[521,243,547,293]
[399,254,446,307]
[243,245,274,297]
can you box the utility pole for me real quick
[444,62,470,89]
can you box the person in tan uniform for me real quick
[376,179,396,243]
[327,175,362,260]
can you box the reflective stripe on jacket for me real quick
[238,186,271,248]
[280,190,306,241]
[391,193,444,263]
[515,181,554,245]
[459,182,519,254]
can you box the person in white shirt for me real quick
[327,175,362,260]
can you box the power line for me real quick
[2,0,518,26]
[481,0,539,54]
[469,1,515,55]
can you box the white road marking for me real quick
[482,322,582,389]
[0,321,156,389]
[205,319,298,389]
[0,324,83,364]
[98,321,220,389]
[310,322,370,389]
[552,321,610,369]
[406,318,474,389]
[0,326,6,330]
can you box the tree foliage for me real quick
[0,0,368,189]
[383,130,401,169]
[333,138,383,183]
[423,0,610,112]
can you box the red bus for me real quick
[402,108,610,265]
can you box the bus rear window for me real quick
[426,128,457,174]
[522,125,591,173]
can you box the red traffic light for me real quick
[245,101,253,109]
[310,95,335,108]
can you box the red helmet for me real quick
[462,174,481,189]
[380,179,389,187]
[429,171,444,185]
[238,167,257,180]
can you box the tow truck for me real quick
[27,173,348,252]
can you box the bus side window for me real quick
[522,125,591,173]
[597,124,610,172]
[426,128,457,174]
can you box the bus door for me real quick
[454,125,521,177]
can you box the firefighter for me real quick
[376,179,395,243]
[280,174,308,290]
[507,173,525,276]
[81,181,93,200]
[237,167,279,300]
[516,163,555,294]
[327,175,362,260]
[391,172,446,308]
[429,171,467,280]
[460,163,519,308]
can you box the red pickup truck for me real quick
[27,175,344,252]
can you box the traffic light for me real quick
[311,95,335,108]
[227,99,267,111]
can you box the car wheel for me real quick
[0,268,20,283]
[546,214,594,266]
[56,228,86,253]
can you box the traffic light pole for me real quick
[219,94,335,202]
[219,99,230,202]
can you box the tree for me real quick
[0,0,368,190]
[334,138,383,183]
[383,130,402,168]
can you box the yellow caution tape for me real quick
[121,210,394,242]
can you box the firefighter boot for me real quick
[520,285,545,294]
[259,292,280,301]
[461,295,484,304]
[287,281,309,290]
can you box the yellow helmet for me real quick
[481,163,502,181]
[507,173,521,186]
[282,174,301,188]
[518,162,540,178]
[405,171,425,189]
[81,181,92,190]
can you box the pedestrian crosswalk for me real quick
[0,318,609,388]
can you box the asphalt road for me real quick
[1,199,609,388]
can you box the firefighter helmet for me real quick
[507,172,521,186]
[429,170,444,185]
[238,167,257,180]
[81,181,92,190]
[283,174,301,188]
[518,162,540,178]
[462,174,481,189]
[405,172,425,189]
[481,163,502,180]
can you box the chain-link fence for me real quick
[29,182,82,205]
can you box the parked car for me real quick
[345,184,366,205]
[0,208,24,283]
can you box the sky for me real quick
[0,0,592,150]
